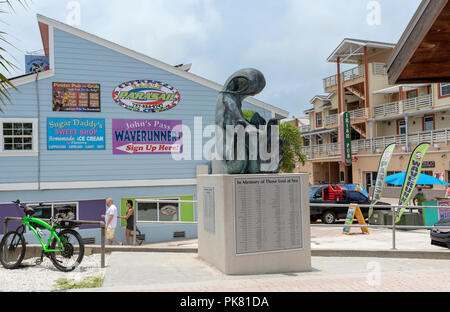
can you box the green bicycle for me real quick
[0,200,84,272]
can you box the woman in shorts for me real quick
[119,200,144,246]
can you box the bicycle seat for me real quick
[24,206,35,217]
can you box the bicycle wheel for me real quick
[49,229,84,272]
[0,231,26,269]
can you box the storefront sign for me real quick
[422,161,435,168]
[112,80,181,113]
[25,55,49,73]
[438,200,450,220]
[397,143,430,222]
[47,118,105,150]
[112,119,182,154]
[52,82,101,112]
[340,112,352,166]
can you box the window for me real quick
[330,133,338,143]
[27,202,78,229]
[348,192,367,203]
[406,89,418,99]
[303,137,310,147]
[423,115,435,131]
[317,136,323,145]
[365,172,378,188]
[397,119,407,135]
[0,118,38,154]
[439,83,450,98]
[137,198,180,222]
[316,113,323,128]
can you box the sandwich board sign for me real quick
[343,204,370,235]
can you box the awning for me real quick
[327,38,396,64]
[372,84,430,94]
[301,127,338,136]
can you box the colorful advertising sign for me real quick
[340,112,352,166]
[25,55,49,73]
[47,118,105,150]
[370,143,396,218]
[112,80,181,113]
[52,82,101,112]
[112,119,182,155]
[438,200,450,220]
[397,143,430,223]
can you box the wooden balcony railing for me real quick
[373,101,400,118]
[325,114,338,125]
[303,128,450,160]
[323,65,365,89]
[403,94,432,111]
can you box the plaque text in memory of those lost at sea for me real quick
[234,176,303,255]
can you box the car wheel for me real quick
[322,211,337,224]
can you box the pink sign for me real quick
[438,200,450,220]
[112,119,182,155]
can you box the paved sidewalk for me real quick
[141,226,442,251]
[94,252,450,292]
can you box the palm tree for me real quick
[242,110,307,173]
[0,0,28,111]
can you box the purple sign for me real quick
[112,119,182,155]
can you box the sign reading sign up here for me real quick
[112,80,181,113]
[47,118,105,150]
[112,119,182,155]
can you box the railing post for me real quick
[392,207,397,250]
[100,221,105,268]
[3,217,8,235]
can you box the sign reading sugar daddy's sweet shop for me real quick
[112,119,182,155]
[47,118,105,150]
[112,80,181,113]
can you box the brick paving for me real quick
[96,253,450,292]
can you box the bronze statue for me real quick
[213,68,284,174]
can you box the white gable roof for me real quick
[36,14,289,117]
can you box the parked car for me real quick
[309,184,390,224]
[430,218,450,249]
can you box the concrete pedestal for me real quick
[197,173,311,275]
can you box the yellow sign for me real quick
[343,204,370,235]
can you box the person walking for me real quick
[413,188,427,207]
[101,198,122,246]
[118,200,144,246]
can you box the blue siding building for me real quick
[0,15,289,244]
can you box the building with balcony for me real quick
[299,37,450,191]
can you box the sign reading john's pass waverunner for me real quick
[112,119,182,155]
[112,80,181,113]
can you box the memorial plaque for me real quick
[234,176,303,255]
[203,187,215,233]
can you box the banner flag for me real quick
[369,143,396,218]
[397,143,430,223]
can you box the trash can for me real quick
[369,210,390,225]
[385,212,423,230]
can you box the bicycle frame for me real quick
[20,216,66,253]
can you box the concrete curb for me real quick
[311,249,450,259]
[22,245,450,260]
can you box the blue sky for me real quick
[2,0,422,116]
